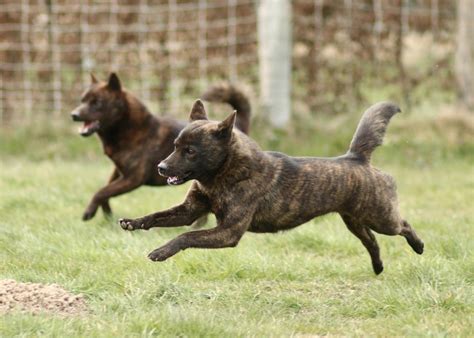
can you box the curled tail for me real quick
[201,84,251,134]
[347,102,401,162]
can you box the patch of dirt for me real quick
[0,279,87,316]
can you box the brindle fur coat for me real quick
[119,100,424,274]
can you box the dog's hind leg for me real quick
[83,176,141,221]
[100,168,120,217]
[370,217,424,255]
[400,220,424,254]
[341,215,384,275]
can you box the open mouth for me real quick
[166,172,192,185]
[79,120,100,137]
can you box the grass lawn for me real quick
[1,113,473,336]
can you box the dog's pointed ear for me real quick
[189,99,208,122]
[215,110,236,140]
[90,73,98,84]
[107,72,121,91]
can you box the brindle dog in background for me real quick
[119,100,424,275]
[70,73,250,221]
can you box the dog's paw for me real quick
[413,240,424,255]
[82,208,97,221]
[148,246,177,262]
[373,262,384,275]
[406,238,424,255]
[118,218,146,231]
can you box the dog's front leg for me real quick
[83,177,141,221]
[147,210,254,262]
[119,203,208,231]
[119,185,210,230]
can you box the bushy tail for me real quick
[201,84,251,134]
[347,102,401,162]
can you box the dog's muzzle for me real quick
[158,162,191,185]
[70,107,100,137]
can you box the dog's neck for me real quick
[198,132,259,190]
[122,91,155,127]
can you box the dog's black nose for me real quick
[71,111,81,121]
[157,162,168,176]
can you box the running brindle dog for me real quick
[119,100,424,274]
[70,73,250,221]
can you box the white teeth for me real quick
[167,176,179,184]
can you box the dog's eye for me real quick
[184,147,195,155]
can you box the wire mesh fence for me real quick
[0,0,457,125]
[292,0,456,116]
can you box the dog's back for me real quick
[245,103,402,232]
[244,152,391,232]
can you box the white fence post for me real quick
[258,0,292,128]
[456,0,474,110]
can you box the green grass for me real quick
[1,109,473,336]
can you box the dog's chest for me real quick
[103,144,114,157]
[247,221,280,233]
[248,208,310,233]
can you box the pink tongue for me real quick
[81,121,94,133]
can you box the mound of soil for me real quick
[0,279,87,316]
